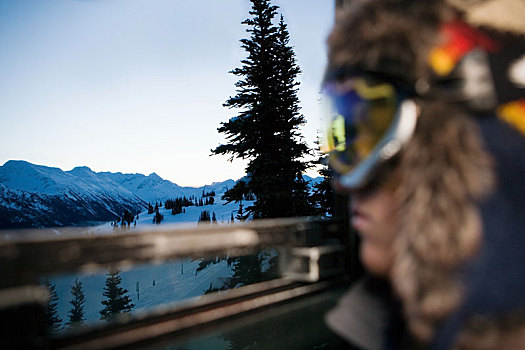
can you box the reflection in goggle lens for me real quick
[323,77,398,176]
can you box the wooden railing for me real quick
[0,217,357,349]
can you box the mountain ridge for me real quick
[0,160,321,229]
[0,160,239,228]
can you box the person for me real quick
[322,0,525,349]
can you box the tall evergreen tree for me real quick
[44,280,62,334]
[212,0,314,219]
[100,269,134,321]
[67,278,86,329]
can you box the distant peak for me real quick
[148,172,163,180]
[1,160,45,173]
[71,166,93,172]
[210,179,235,186]
[2,159,31,167]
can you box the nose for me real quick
[350,193,365,214]
[352,185,376,203]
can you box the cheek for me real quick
[360,239,394,277]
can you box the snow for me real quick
[102,171,235,204]
[50,257,235,327]
[94,192,252,232]
[0,160,74,196]
[47,186,260,329]
[0,161,245,228]
[0,160,139,203]
[0,160,230,206]
[0,160,323,331]
[0,161,320,217]
[50,245,277,331]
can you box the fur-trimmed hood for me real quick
[434,112,525,350]
[326,0,525,348]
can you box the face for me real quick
[323,75,406,276]
[351,185,398,277]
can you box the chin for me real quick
[360,241,391,277]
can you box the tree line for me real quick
[147,194,219,225]
[45,269,134,334]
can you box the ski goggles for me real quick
[322,76,418,190]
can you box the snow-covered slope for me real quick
[97,189,252,232]
[51,258,236,327]
[50,197,276,330]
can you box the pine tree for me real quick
[100,269,134,321]
[222,180,249,205]
[198,210,211,224]
[122,209,134,226]
[153,210,163,224]
[236,203,247,222]
[212,0,314,219]
[222,180,251,221]
[310,137,335,216]
[44,280,62,334]
[67,278,85,329]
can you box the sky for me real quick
[0,0,334,187]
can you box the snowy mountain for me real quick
[0,160,321,229]
[0,160,236,229]
[0,161,147,228]
[102,171,235,204]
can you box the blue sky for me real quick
[0,0,334,187]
